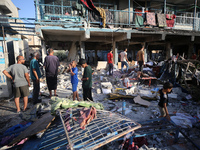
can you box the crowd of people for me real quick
[2,48,94,113]
[2,45,192,121]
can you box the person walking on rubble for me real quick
[107,49,114,76]
[79,59,93,101]
[158,82,173,121]
[3,56,30,113]
[30,52,42,104]
[136,45,145,79]
[67,61,79,101]
[43,48,60,98]
[119,48,129,73]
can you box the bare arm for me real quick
[33,69,39,81]
[125,54,128,62]
[3,70,13,81]
[163,103,170,120]
[81,77,89,81]
[111,57,114,64]
[25,73,31,87]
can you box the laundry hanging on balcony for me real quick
[166,14,176,27]
[96,7,106,28]
[157,13,167,27]
[80,0,99,15]
[146,12,156,26]
[135,15,144,27]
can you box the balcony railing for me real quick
[36,3,200,31]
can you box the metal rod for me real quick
[164,0,167,14]
[128,0,130,26]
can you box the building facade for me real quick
[35,0,200,65]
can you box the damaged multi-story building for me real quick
[35,0,200,65]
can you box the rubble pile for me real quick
[0,59,200,150]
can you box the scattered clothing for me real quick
[79,107,97,130]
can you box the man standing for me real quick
[30,52,42,104]
[107,50,114,75]
[67,61,79,101]
[120,48,129,73]
[80,59,93,101]
[43,48,60,97]
[3,56,30,113]
[137,45,145,71]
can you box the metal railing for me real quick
[36,3,200,31]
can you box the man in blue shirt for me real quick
[67,61,79,101]
[30,52,42,104]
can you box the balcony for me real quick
[35,2,200,31]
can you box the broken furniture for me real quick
[38,108,141,150]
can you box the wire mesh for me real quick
[59,108,141,150]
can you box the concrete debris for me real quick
[1,59,200,150]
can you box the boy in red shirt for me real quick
[107,50,114,75]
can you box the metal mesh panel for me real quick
[59,108,141,150]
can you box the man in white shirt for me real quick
[119,48,129,73]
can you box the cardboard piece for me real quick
[96,61,107,70]
[133,95,151,107]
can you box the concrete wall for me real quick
[0,41,12,98]
[27,35,42,47]
[0,0,18,16]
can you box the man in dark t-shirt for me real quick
[158,82,173,120]
[79,59,93,101]
[44,48,60,97]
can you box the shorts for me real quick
[72,83,78,92]
[138,61,144,71]
[158,105,166,117]
[15,85,29,98]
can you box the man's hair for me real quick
[141,44,145,49]
[48,48,54,54]
[33,52,39,57]
[79,59,86,65]
[163,82,173,90]
[16,55,23,61]
[124,48,127,51]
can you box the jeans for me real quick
[33,80,40,103]
[108,63,113,75]
[121,61,129,73]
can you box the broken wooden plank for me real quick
[108,93,136,100]
[8,112,55,146]
[133,95,151,107]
